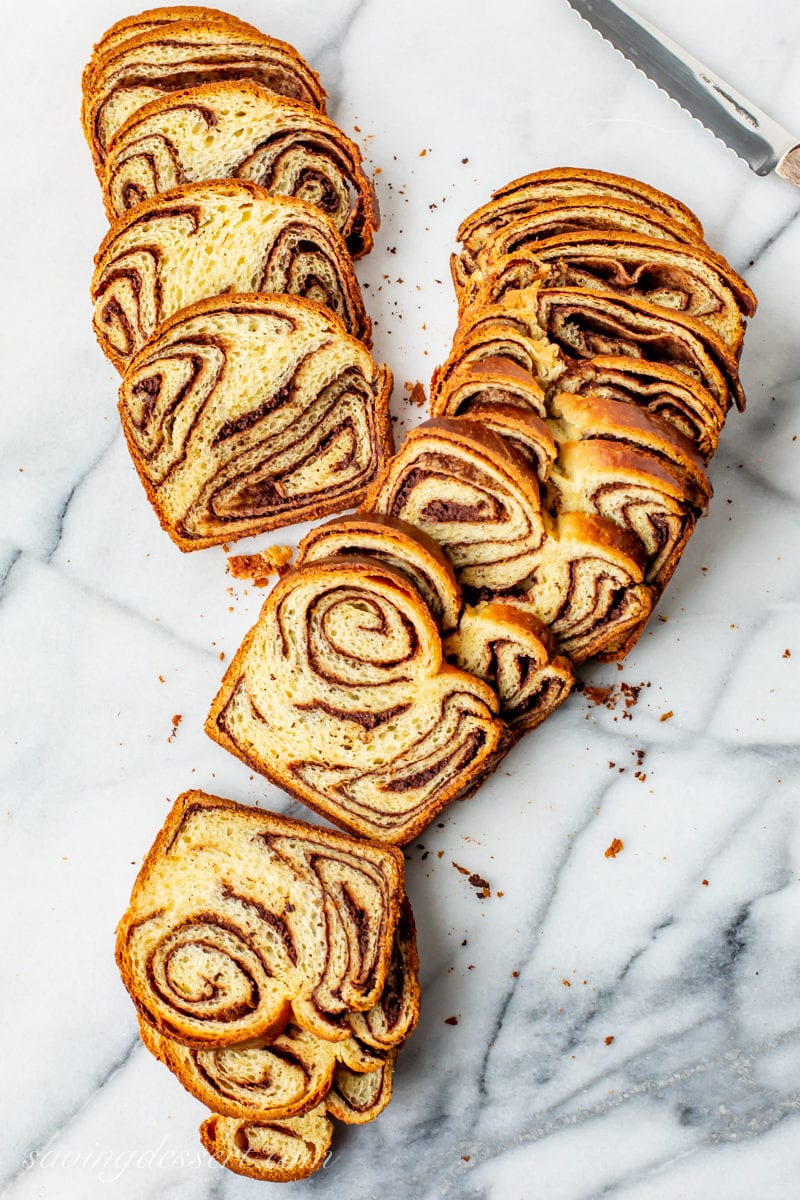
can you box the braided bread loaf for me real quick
[82,18,325,174]
[92,180,370,370]
[117,293,391,548]
[103,80,379,255]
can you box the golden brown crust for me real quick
[431,353,548,419]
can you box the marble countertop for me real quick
[3,1,800,1196]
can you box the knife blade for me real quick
[565,0,800,187]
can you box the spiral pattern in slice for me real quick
[206,556,507,844]
[199,1106,333,1181]
[296,514,463,634]
[431,354,548,420]
[534,287,744,413]
[82,20,325,173]
[365,417,547,593]
[445,602,574,735]
[116,791,405,1046]
[514,512,656,662]
[326,1055,396,1124]
[117,293,392,548]
[453,166,704,288]
[92,181,370,370]
[558,356,724,461]
[104,80,378,255]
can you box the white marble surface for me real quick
[2,0,800,1196]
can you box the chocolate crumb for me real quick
[444,1015,459,1025]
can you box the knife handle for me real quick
[777,145,800,187]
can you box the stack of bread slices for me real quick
[83,5,393,547]
[207,167,755,845]
[116,791,420,1181]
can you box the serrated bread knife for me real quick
[565,0,800,187]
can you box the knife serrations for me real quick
[564,0,797,175]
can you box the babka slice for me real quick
[458,235,755,353]
[296,514,463,634]
[82,19,325,173]
[515,512,656,662]
[117,293,392,548]
[199,1106,334,1181]
[534,287,745,413]
[92,180,370,370]
[364,418,547,592]
[136,895,418,1120]
[454,166,704,286]
[206,556,508,844]
[548,440,709,590]
[116,791,405,1046]
[104,81,379,255]
[445,603,574,736]
[459,403,556,480]
[198,1052,396,1181]
[82,7,260,93]
[430,354,548,419]
[325,1055,396,1124]
[453,197,701,294]
[558,356,725,461]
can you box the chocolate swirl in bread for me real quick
[461,402,556,480]
[453,166,704,288]
[326,1055,396,1124]
[547,440,708,590]
[104,81,379,255]
[140,1018,338,1120]
[513,512,656,662]
[534,287,745,413]
[365,417,548,593]
[92,180,370,370]
[445,602,574,735]
[296,514,463,634]
[558,356,724,461]
[206,556,508,844]
[83,8,260,89]
[137,894,417,1119]
[117,293,392,548]
[200,1106,334,1181]
[431,355,548,420]
[116,791,405,1046]
[82,19,325,173]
